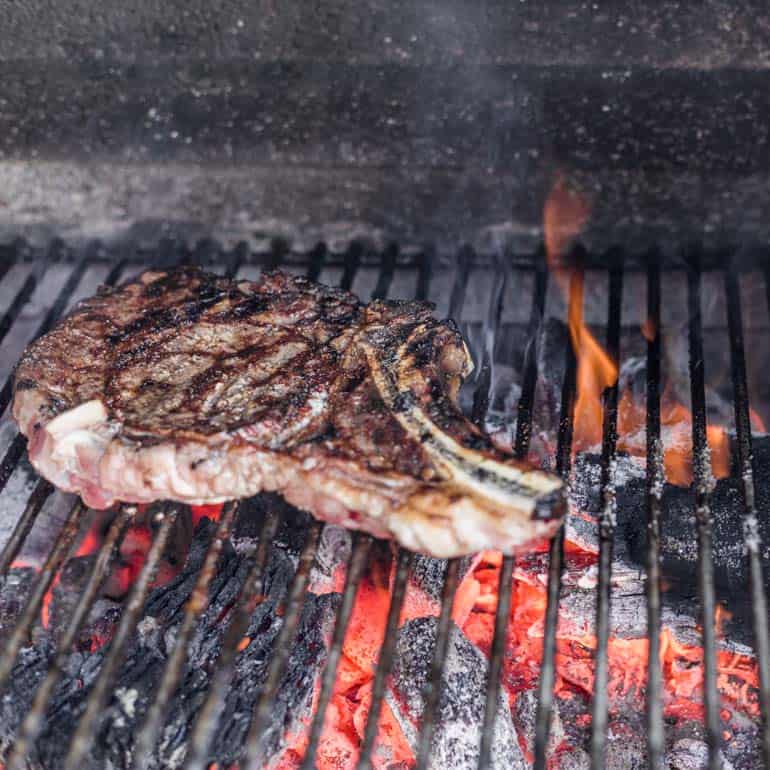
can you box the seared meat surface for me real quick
[12,267,563,557]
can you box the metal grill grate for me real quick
[0,241,767,770]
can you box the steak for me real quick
[12,267,564,557]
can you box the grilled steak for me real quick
[12,267,563,557]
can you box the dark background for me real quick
[1,0,770,251]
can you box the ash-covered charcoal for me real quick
[0,566,36,637]
[0,636,57,756]
[513,688,564,758]
[7,509,338,770]
[604,720,648,770]
[218,592,340,768]
[408,553,479,606]
[566,453,645,555]
[615,439,770,618]
[532,318,570,450]
[48,553,100,635]
[388,617,526,770]
[234,492,314,556]
[310,524,352,593]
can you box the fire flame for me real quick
[543,173,618,452]
[543,171,759,485]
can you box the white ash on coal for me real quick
[389,617,526,770]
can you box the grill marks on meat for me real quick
[12,267,564,557]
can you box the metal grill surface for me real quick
[0,240,767,770]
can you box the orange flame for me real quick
[544,173,617,451]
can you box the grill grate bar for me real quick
[340,243,363,292]
[478,265,548,770]
[0,254,87,417]
[0,255,127,498]
[0,245,18,285]
[63,505,181,770]
[686,262,723,770]
[371,243,398,300]
[240,520,325,769]
[532,265,581,770]
[590,262,624,769]
[0,274,37,346]
[0,498,86,693]
[413,244,487,767]
[183,506,282,769]
[415,249,434,304]
[0,434,28,500]
[133,501,241,770]
[471,255,506,426]
[356,548,412,770]
[645,255,665,769]
[226,243,248,279]
[726,267,770,767]
[414,557,461,770]
[0,478,53,576]
[305,243,328,283]
[300,533,373,770]
[352,247,440,769]
[6,504,136,770]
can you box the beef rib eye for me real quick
[12,267,563,557]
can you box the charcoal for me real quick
[389,617,526,770]
[615,438,770,621]
[0,566,36,637]
[556,747,591,770]
[49,553,98,635]
[532,318,571,465]
[604,721,647,770]
[234,492,315,556]
[409,553,478,605]
[0,636,57,756]
[310,524,352,593]
[513,688,563,758]
[0,510,339,770]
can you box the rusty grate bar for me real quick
[63,505,181,770]
[182,506,282,769]
[133,501,241,770]
[300,533,373,770]
[590,260,624,769]
[478,263,549,770]
[0,498,87,693]
[686,260,723,770]
[532,264,581,770]
[726,266,770,767]
[645,253,665,770]
[240,520,325,768]
[6,504,136,770]
[356,547,412,770]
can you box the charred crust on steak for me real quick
[11,266,565,556]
